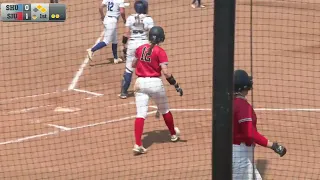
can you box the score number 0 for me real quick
[24,4,30,20]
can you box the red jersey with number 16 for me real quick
[135,44,169,77]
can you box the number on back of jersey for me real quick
[140,47,151,62]
[133,15,145,30]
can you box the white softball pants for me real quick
[103,17,118,44]
[233,143,262,180]
[134,77,170,119]
[126,39,148,73]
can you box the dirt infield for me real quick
[0,0,319,179]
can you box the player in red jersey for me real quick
[131,26,183,154]
[233,69,287,179]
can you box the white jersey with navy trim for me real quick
[125,14,154,40]
[102,0,124,19]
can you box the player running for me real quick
[119,0,153,99]
[233,69,287,179]
[131,26,183,154]
[87,0,126,64]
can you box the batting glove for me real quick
[174,84,183,96]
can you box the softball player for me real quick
[131,26,183,154]
[233,69,287,180]
[119,0,153,99]
[87,0,126,64]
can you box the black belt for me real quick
[108,16,117,18]
[234,142,254,147]
[132,30,144,34]
[138,76,160,78]
[130,38,147,41]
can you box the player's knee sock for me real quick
[134,118,145,146]
[121,71,132,94]
[91,42,106,52]
[112,44,118,59]
[162,111,176,135]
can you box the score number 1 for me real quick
[23,4,31,21]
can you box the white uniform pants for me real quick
[134,77,170,119]
[233,144,262,180]
[126,39,148,73]
[103,16,118,44]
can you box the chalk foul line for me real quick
[2,107,320,145]
[68,31,104,90]
[0,131,59,145]
[71,88,104,96]
[47,124,71,131]
[0,111,157,145]
[149,106,320,112]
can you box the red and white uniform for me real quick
[133,44,169,119]
[233,94,265,180]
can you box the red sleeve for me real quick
[237,103,268,147]
[158,48,168,65]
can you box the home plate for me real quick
[54,107,81,113]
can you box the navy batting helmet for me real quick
[234,69,253,92]
[149,26,165,44]
[134,0,148,14]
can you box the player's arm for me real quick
[122,16,132,57]
[159,50,183,96]
[132,57,138,68]
[99,3,106,21]
[237,105,287,156]
[122,16,132,44]
[132,47,140,68]
[119,0,126,24]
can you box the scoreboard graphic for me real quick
[1,3,66,22]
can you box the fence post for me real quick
[212,0,236,179]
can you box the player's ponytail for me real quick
[148,43,156,54]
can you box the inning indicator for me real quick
[1,3,66,22]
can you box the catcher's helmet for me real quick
[149,26,165,44]
[234,69,253,92]
[134,0,148,14]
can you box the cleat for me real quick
[87,49,93,60]
[132,144,147,154]
[118,93,127,99]
[114,58,123,64]
[171,127,180,142]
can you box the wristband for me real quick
[166,75,176,85]
[122,36,128,44]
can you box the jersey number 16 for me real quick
[140,47,151,62]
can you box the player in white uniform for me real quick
[87,0,126,64]
[119,0,154,98]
